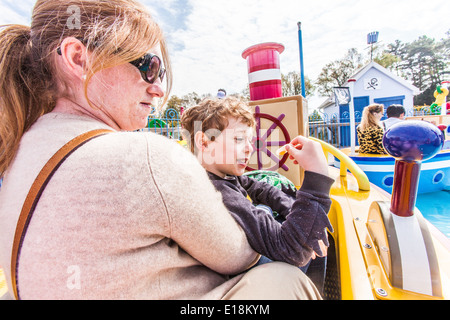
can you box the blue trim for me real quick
[374,95,405,103]
[353,96,370,116]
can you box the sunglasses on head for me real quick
[57,47,165,85]
[130,53,166,84]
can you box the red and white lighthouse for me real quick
[242,42,285,101]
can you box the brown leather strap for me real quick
[11,129,112,300]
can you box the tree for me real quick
[181,92,202,109]
[374,51,400,70]
[384,40,408,76]
[371,43,400,70]
[165,92,209,114]
[308,109,323,122]
[385,32,450,105]
[281,71,315,97]
[166,95,183,114]
[315,48,364,96]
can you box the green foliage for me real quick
[385,32,450,105]
[315,48,364,96]
[281,71,315,97]
[166,92,212,113]
[308,109,323,122]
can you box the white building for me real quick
[316,61,420,147]
[319,61,420,120]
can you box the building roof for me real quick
[350,61,420,94]
[318,95,335,110]
[318,61,420,110]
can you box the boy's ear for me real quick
[194,131,210,152]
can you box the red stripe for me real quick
[249,63,280,73]
[249,80,282,88]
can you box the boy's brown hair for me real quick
[181,97,255,154]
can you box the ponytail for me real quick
[0,25,56,177]
[359,104,384,131]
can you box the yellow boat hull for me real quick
[325,166,450,300]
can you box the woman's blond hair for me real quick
[359,103,384,131]
[181,97,255,154]
[0,0,172,177]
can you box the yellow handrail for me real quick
[309,137,371,191]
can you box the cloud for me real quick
[0,0,33,25]
[0,0,448,109]
[157,0,449,107]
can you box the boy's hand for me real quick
[311,240,328,259]
[284,136,329,177]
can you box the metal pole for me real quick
[298,22,306,98]
[371,43,373,61]
[347,80,356,155]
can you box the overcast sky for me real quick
[0,0,448,109]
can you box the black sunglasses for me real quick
[57,47,165,85]
[130,53,166,84]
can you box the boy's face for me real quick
[202,117,254,178]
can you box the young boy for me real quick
[180,97,334,292]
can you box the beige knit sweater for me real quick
[0,113,258,299]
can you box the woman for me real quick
[0,0,321,300]
[357,104,386,154]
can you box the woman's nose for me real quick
[147,79,165,98]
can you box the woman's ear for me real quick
[57,37,88,80]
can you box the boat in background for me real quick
[335,146,450,194]
[335,115,450,194]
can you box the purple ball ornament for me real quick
[383,120,444,162]
[382,120,444,217]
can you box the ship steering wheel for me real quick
[246,106,291,172]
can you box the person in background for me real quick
[357,103,386,154]
[0,0,322,300]
[382,104,405,131]
[217,88,227,99]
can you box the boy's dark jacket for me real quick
[207,171,334,267]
